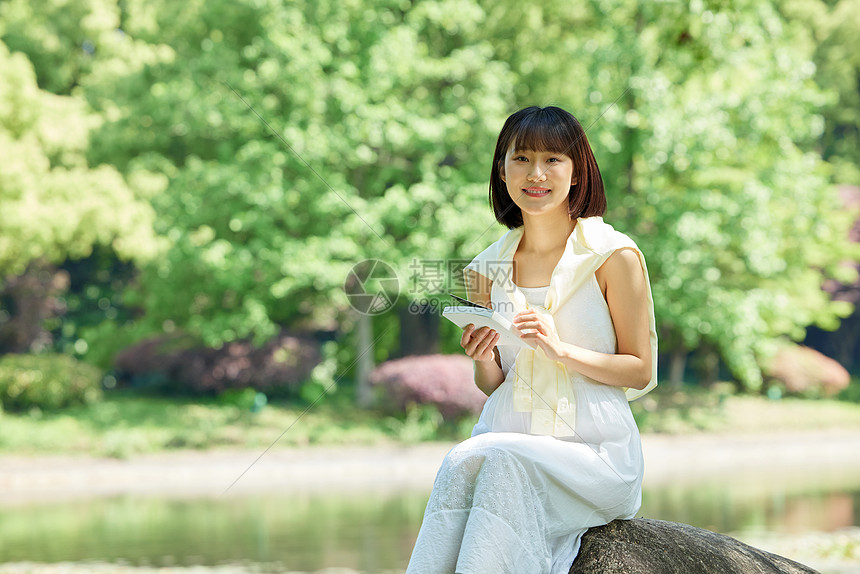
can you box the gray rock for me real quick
[570,518,819,574]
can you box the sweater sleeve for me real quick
[463,233,510,286]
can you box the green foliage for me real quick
[490,0,858,389]
[1,386,859,456]
[216,387,266,412]
[382,402,444,443]
[837,377,860,403]
[0,353,103,411]
[0,0,856,393]
[631,383,860,434]
[0,0,134,95]
[70,0,512,349]
[632,0,858,389]
[0,390,474,456]
[631,384,731,434]
[0,37,159,280]
[778,0,860,184]
[48,246,138,364]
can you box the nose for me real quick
[527,164,546,182]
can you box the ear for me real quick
[499,161,506,182]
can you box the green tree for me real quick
[5,0,856,396]
[0,0,166,360]
[71,0,513,389]
[777,0,860,185]
[0,39,157,281]
[483,0,858,389]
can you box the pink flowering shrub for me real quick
[764,344,850,398]
[369,354,487,421]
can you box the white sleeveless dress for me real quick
[405,278,644,574]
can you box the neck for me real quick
[519,211,576,253]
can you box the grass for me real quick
[0,389,473,458]
[737,527,860,572]
[2,384,860,458]
[631,383,860,434]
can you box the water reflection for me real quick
[0,492,427,570]
[641,468,860,536]
[1,471,857,571]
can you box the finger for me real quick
[517,325,542,337]
[460,325,474,347]
[460,324,485,349]
[460,324,474,349]
[485,332,501,359]
[473,327,494,348]
[478,332,500,360]
[463,327,487,356]
[475,326,492,342]
[485,330,499,350]
[469,329,497,359]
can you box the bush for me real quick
[368,354,487,421]
[763,344,850,398]
[113,330,322,397]
[837,377,860,403]
[0,353,103,411]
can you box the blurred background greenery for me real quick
[0,0,859,450]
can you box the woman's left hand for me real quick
[513,310,566,362]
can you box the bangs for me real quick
[509,109,573,156]
[489,105,606,228]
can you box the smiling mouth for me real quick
[523,188,550,197]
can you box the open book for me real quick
[442,295,535,350]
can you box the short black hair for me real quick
[489,106,606,229]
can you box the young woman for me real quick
[405,106,658,574]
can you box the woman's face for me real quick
[501,144,576,218]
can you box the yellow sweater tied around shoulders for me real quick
[510,305,577,437]
[464,216,659,438]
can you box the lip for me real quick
[523,187,550,196]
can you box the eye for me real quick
[513,155,528,162]
[547,157,561,163]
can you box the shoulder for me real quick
[595,248,645,296]
[576,216,640,255]
[464,267,494,287]
[464,266,495,309]
[463,233,504,278]
[604,247,642,270]
[463,226,521,282]
[463,239,499,302]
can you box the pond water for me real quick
[1,469,858,571]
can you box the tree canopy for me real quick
[0,0,856,389]
[0,38,157,279]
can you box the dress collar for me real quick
[496,216,608,313]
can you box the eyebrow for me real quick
[511,148,565,155]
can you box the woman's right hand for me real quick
[461,324,500,362]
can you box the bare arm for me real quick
[462,269,506,396]
[560,248,652,390]
[513,248,652,390]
